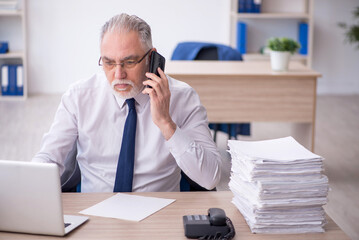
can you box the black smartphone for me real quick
[147,51,165,88]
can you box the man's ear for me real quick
[149,48,157,60]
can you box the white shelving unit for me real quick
[0,0,27,100]
[230,0,314,67]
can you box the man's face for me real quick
[100,30,149,99]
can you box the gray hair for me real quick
[100,13,153,50]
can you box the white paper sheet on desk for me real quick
[79,193,176,221]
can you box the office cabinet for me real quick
[230,0,314,67]
[0,0,27,100]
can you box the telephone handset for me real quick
[183,208,235,240]
[147,51,165,88]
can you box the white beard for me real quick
[110,79,144,99]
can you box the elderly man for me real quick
[33,13,221,192]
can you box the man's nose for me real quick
[114,64,126,79]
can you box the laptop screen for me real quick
[0,160,68,236]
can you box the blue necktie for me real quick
[114,98,137,192]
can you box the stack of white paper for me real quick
[228,136,329,234]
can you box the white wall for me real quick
[26,0,359,95]
[26,0,230,94]
[313,0,359,94]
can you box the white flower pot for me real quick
[270,51,291,71]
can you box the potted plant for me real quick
[267,37,300,71]
[338,6,359,49]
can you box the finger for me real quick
[143,81,165,103]
[143,79,162,92]
[143,76,164,98]
[142,87,151,95]
[142,87,157,98]
[144,73,163,93]
[145,72,161,84]
[157,68,169,88]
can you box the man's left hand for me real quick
[142,68,176,140]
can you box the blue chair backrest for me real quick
[171,41,242,61]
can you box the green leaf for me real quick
[266,37,300,54]
[353,6,359,18]
[338,5,359,50]
[338,22,347,29]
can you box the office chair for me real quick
[60,144,215,192]
[60,144,81,192]
[180,171,216,191]
[171,41,251,141]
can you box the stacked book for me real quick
[238,0,261,13]
[228,136,329,234]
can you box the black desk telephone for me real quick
[183,208,235,240]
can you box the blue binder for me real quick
[0,42,9,53]
[16,65,24,96]
[245,0,254,13]
[1,64,24,96]
[238,0,261,13]
[253,0,261,13]
[238,0,246,13]
[298,22,308,55]
[237,22,247,54]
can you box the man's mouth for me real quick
[114,83,130,91]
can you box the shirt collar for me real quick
[113,91,150,110]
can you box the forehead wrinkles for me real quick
[102,28,147,52]
[101,31,144,61]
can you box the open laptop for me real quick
[0,160,88,236]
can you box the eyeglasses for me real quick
[99,49,152,70]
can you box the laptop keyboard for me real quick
[65,223,71,228]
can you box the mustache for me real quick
[111,79,134,88]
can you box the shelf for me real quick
[0,0,27,101]
[232,12,310,20]
[0,95,26,101]
[230,0,313,67]
[243,53,307,60]
[0,51,25,59]
[0,9,23,16]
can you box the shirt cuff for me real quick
[165,126,193,159]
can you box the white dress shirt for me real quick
[32,71,221,192]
